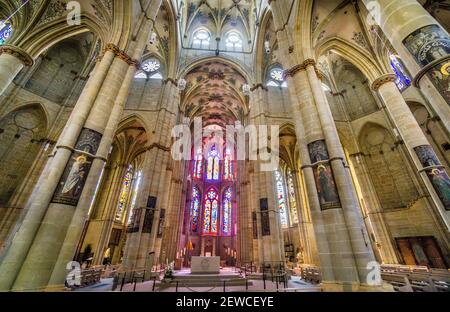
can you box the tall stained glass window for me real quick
[194,147,203,179]
[287,169,299,225]
[203,188,218,234]
[275,170,289,228]
[222,187,232,234]
[206,145,220,180]
[116,166,133,222]
[191,186,201,232]
[127,170,142,225]
[223,148,233,180]
[389,54,411,92]
[0,21,12,45]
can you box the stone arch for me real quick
[0,103,48,206]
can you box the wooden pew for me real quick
[381,273,413,292]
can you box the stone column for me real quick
[362,0,450,132]
[121,80,179,270]
[0,45,34,97]
[372,74,450,229]
[0,47,115,291]
[248,86,283,266]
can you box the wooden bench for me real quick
[381,266,450,292]
[381,273,413,292]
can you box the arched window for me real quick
[389,54,411,92]
[267,67,287,88]
[192,28,211,49]
[134,58,163,79]
[0,21,12,45]
[116,165,133,222]
[127,170,143,225]
[274,170,289,228]
[203,188,218,234]
[190,186,201,232]
[223,148,233,180]
[225,31,243,51]
[206,145,220,180]
[286,169,299,225]
[193,147,203,179]
[222,187,232,235]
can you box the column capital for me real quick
[371,74,396,91]
[103,43,140,69]
[163,77,178,86]
[0,45,34,66]
[283,59,322,80]
[250,83,268,92]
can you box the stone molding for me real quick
[371,74,396,91]
[0,45,34,66]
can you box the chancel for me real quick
[0,0,449,293]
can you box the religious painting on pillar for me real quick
[51,128,102,206]
[308,140,341,210]
[252,211,258,239]
[414,145,450,210]
[260,198,270,236]
[127,208,142,233]
[142,209,155,233]
[157,209,166,238]
[403,24,450,105]
[427,59,450,104]
[403,24,450,67]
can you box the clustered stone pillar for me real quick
[248,85,283,267]
[0,1,162,290]
[0,45,34,97]
[362,0,450,132]
[372,74,450,229]
[121,79,179,272]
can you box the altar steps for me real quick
[168,273,251,287]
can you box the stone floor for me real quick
[74,268,321,293]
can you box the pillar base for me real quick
[321,281,394,292]
[43,284,69,292]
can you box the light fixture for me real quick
[264,40,271,54]
[149,32,157,45]
[242,84,250,96]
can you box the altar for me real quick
[190,256,220,274]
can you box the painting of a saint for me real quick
[414,145,450,210]
[52,152,93,206]
[403,24,450,67]
[427,60,450,105]
[315,164,341,210]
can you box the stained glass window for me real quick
[142,58,161,72]
[267,67,287,88]
[116,166,133,222]
[287,169,299,225]
[389,54,411,92]
[222,187,232,234]
[191,186,201,232]
[223,148,233,180]
[225,31,243,51]
[194,147,203,179]
[206,145,220,180]
[275,170,289,228]
[192,28,211,49]
[127,170,142,225]
[203,188,218,234]
[0,21,12,45]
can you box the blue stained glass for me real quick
[203,188,218,234]
[0,21,12,45]
[191,186,201,232]
[222,188,232,234]
[389,54,411,92]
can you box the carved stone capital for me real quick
[371,74,396,91]
[250,83,268,92]
[0,45,34,66]
[283,59,322,80]
[103,43,140,69]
